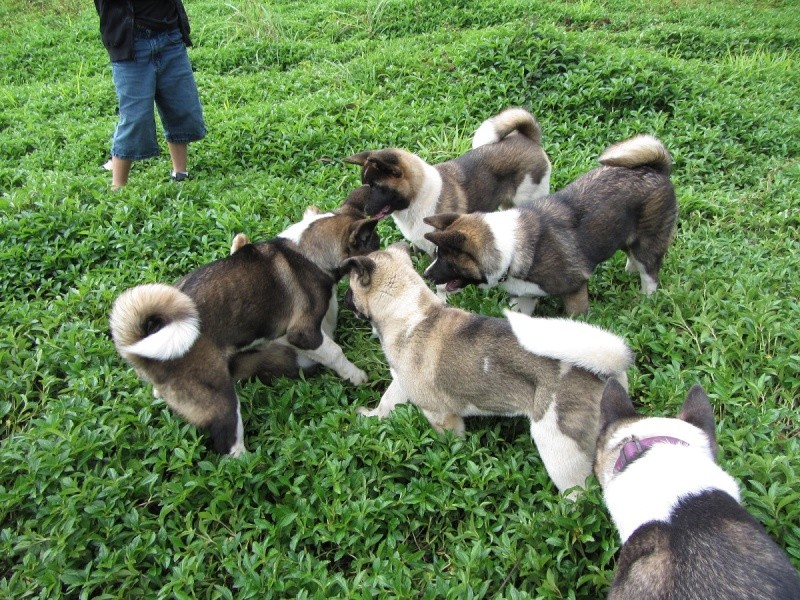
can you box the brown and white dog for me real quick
[109,187,379,456]
[343,108,551,256]
[423,134,677,315]
[341,243,634,493]
[595,380,800,599]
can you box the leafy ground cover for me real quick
[1,0,798,597]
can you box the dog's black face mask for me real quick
[363,185,409,219]
[423,248,486,291]
[343,287,368,320]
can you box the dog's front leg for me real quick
[284,332,367,385]
[357,375,408,418]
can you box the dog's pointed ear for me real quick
[342,152,370,166]
[680,385,718,458]
[599,379,638,433]
[339,256,375,286]
[424,213,461,231]
[348,218,381,254]
[303,205,323,218]
[424,230,466,250]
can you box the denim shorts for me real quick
[110,27,206,160]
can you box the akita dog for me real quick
[343,107,551,256]
[109,187,379,455]
[423,134,677,315]
[341,243,634,493]
[595,379,800,599]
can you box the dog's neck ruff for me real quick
[393,162,442,255]
[614,436,689,473]
[483,210,519,286]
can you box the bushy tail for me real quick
[109,283,200,361]
[598,134,672,176]
[504,310,634,381]
[472,107,542,149]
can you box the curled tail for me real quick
[504,310,634,382]
[109,283,200,361]
[472,107,543,149]
[598,134,672,176]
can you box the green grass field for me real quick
[1,0,798,597]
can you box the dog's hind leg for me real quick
[204,381,246,456]
[529,403,593,495]
[421,409,466,436]
[562,285,590,316]
[358,376,408,418]
[624,251,659,295]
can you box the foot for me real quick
[171,171,191,182]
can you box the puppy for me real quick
[423,134,677,315]
[109,186,380,455]
[595,380,800,599]
[343,107,551,255]
[340,243,634,493]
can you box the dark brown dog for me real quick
[423,135,677,315]
[595,379,800,599]
[109,187,379,455]
[343,107,551,255]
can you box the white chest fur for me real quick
[392,163,442,256]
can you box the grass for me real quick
[1,0,799,597]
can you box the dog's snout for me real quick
[344,287,355,310]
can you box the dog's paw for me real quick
[357,406,381,418]
[347,368,368,385]
[228,442,247,458]
[509,296,539,316]
[152,387,162,399]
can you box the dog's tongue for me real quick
[374,205,393,220]
[446,279,465,292]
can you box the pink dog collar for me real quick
[614,436,689,473]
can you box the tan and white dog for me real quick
[341,243,634,493]
[423,134,677,315]
[595,380,800,599]
[344,108,551,256]
[109,187,379,456]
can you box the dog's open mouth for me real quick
[446,279,466,292]
[374,205,393,220]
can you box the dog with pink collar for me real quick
[594,379,800,599]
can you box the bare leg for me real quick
[111,156,133,190]
[168,142,188,174]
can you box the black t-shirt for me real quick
[133,0,179,31]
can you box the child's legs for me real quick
[155,29,206,148]
[110,46,160,161]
